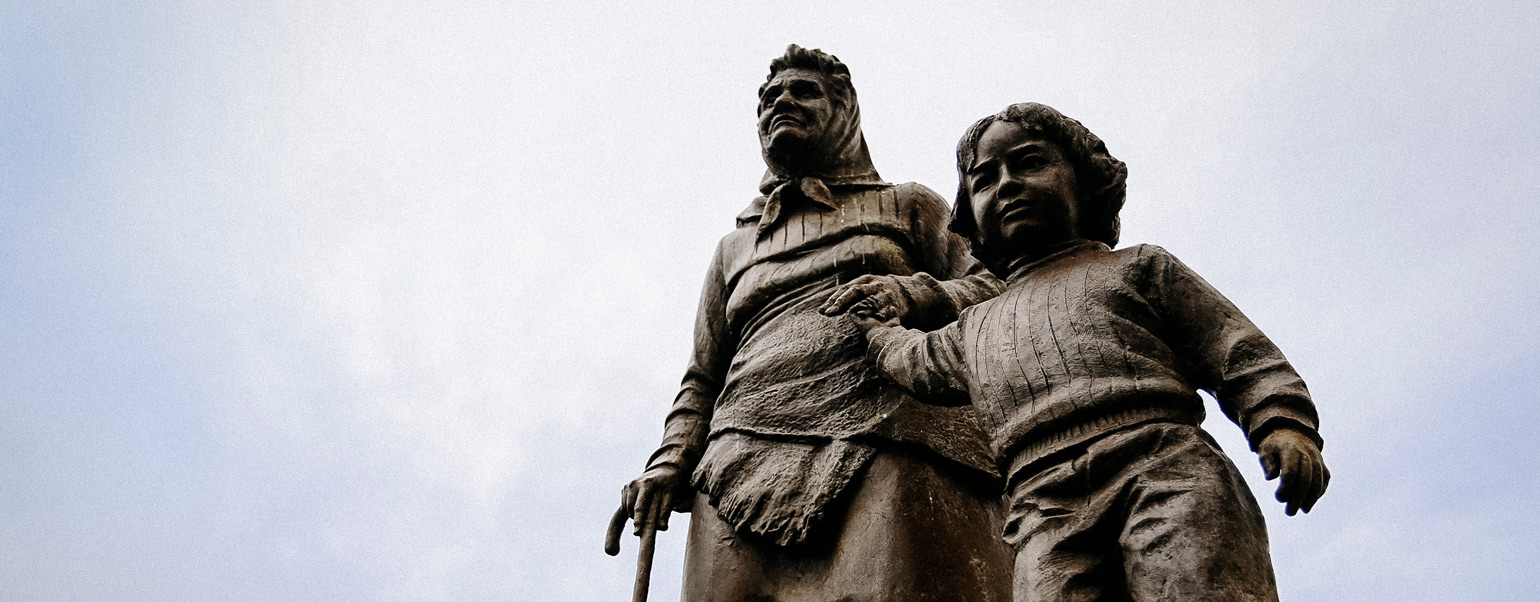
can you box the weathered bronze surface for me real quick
[844,102,1329,602]
[607,45,1013,601]
[605,49,1327,600]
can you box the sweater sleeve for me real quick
[1142,246,1323,450]
[865,319,972,407]
[645,240,735,475]
[889,183,1004,330]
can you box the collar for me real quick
[1003,239,1109,283]
[735,177,885,239]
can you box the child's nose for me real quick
[997,174,1025,198]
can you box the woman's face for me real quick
[965,121,1081,256]
[757,68,835,159]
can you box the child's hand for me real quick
[1258,429,1330,516]
[847,299,901,333]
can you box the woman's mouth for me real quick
[770,114,803,129]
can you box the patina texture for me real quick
[611,46,1013,602]
[656,180,1002,545]
[847,102,1328,602]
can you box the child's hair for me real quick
[950,103,1128,274]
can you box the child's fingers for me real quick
[1302,458,1330,513]
[1291,457,1316,515]
[1275,450,1300,506]
[1259,449,1279,480]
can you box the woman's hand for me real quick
[604,464,685,555]
[821,275,912,321]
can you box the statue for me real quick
[606,45,1014,601]
[842,102,1330,602]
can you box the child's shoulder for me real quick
[956,290,1008,325]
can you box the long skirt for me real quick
[681,448,1014,602]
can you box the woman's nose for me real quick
[771,89,798,109]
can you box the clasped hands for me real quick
[819,274,906,330]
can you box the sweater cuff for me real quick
[1246,414,1324,451]
[890,273,956,328]
[863,325,907,363]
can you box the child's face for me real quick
[965,121,1081,257]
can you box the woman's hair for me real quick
[950,102,1127,274]
[760,44,856,105]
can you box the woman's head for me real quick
[755,45,872,181]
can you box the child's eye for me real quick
[1013,154,1048,171]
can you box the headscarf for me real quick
[746,73,886,238]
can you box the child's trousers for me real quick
[1006,422,1280,602]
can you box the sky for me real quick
[2,1,1538,600]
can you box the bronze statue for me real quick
[606,45,1013,601]
[842,102,1329,602]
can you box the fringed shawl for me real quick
[692,432,876,547]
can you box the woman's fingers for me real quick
[823,283,881,314]
[633,483,656,536]
[621,483,637,519]
[604,504,628,556]
[657,491,674,531]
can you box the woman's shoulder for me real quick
[889,181,947,204]
[884,182,954,227]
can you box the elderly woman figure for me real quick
[609,46,1013,601]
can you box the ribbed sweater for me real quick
[867,241,1320,483]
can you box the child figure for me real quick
[826,103,1328,602]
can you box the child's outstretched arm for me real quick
[1145,246,1329,515]
[849,306,973,407]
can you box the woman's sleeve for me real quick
[644,241,735,475]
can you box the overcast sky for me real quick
[3,2,1538,601]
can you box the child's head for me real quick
[950,103,1127,275]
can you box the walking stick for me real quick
[605,505,659,602]
[632,522,658,602]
